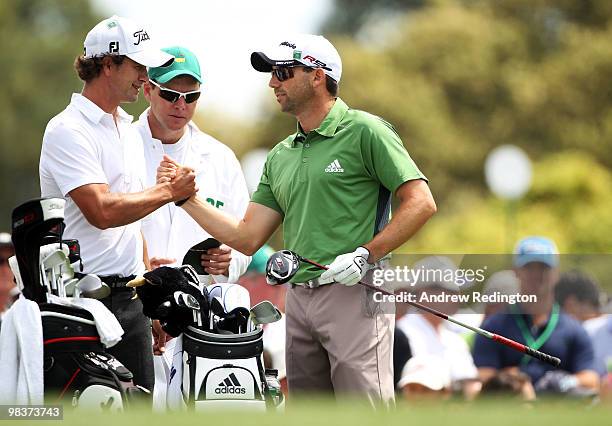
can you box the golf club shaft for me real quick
[299,256,561,367]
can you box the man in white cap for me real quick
[395,257,480,399]
[39,16,197,391]
[160,34,436,405]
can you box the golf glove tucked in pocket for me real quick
[320,247,372,286]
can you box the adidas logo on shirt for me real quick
[325,159,344,173]
[215,372,246,394]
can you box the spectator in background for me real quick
[473,236,599,397]
[459,270,521,351]
[397,355,451,400]
[555,270,607,334]
[395,256,480,399]
[555,270,611,385]
[393,326,412,391]
[589,316,612,396]
[0,233,18,313]
[482,270,520,320]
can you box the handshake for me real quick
[158,154,198,205]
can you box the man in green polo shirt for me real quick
[166,34,436,405]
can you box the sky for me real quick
[92,0,333,120]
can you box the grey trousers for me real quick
[285,271,395,406]
[101,289,154,392]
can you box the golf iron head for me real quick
[249,300,282,326]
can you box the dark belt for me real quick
[98,274,137,290]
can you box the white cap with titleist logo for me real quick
[83,15,174,68]
[251,34,342,82]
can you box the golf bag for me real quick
[8,198,143,410]
[132,260,283,411]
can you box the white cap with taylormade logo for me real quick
[83,15,174,68]
[251,34,342,82]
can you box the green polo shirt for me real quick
[252,98,427,282]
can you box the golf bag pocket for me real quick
[182,326,266,409]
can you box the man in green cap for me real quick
[134,46,251,358]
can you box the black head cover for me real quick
[11,198,65,302]
[133,266,210,337]
[265,250,300,285]
[182,238,221,275]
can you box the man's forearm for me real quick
[181,196,253,254]
[363,180,436,262]
[96,183,174,228]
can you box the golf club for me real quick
[266,250,561,367]
[249,300,282,326]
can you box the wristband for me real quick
[175,197,189,207]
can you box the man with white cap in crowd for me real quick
[395,256,480,399]
[135,46,251,356]
[160,34,436,405]
[473,236,599,396]
[39,16,197,392]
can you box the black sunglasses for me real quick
[272,61,333,82]
[272,66,298,82]
[149,79,201,104]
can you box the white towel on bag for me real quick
[0,296,44,404]
[47,295,124,348]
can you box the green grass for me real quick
[8,398,611,426]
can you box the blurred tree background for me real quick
[1,0,610,253]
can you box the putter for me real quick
[249,300,282,326]
[266,250,561,367]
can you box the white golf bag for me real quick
[179,283,282,411]
[135,253,283,411]
[4,198,143,410]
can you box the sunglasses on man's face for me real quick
[149,79,201,104]
[272,62,333,82]
[272,66,298,82]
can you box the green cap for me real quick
[148,46,202,84]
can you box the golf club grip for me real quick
[493,334,561,367]
[524,346,561,367]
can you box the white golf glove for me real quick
[320,247,372,286]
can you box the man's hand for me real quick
[152,319,173,355]
[157,155,179,184]
[168,165,197,202]
[320,247,371,286]
[201,244,232,276]
[149,257,176,270]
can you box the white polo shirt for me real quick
[39,93,146,277]
[396,312,478,383]
[134,109,251,283]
